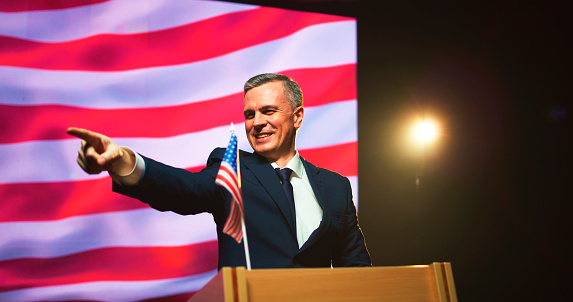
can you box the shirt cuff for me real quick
[109,148,145,186]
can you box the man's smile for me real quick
[254,132,273,141]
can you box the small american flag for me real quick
[215,130,244,243]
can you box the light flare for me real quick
[412,120,439,145]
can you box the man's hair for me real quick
[244,73,303,109]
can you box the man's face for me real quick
[243,81,303,163]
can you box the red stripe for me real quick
[34,292,201,302]
[0,7,351,71]
[0,240,218,293]
[223,213,242,241]
[217,164,238,184]
[0,143,356,223]
[0,165,205,223]
[35,300,108,302]
[223,200,243,242]
[0,64,355,144]
[140,291,198,302]
[282,65,356,108]
[299,141,357,176]
[48,293,203,302]
[216,165,242,202]
[0,0,109,12]
[216,177,241,204]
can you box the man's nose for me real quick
[253,112,266,128]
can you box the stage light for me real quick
[412,120,438,145]
[409,118,439,264]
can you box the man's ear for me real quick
[293,106,304,129]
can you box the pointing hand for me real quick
[67,127,127,175]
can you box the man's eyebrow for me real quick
[259,105,278,110]
[244,105,278,113]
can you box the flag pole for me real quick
[231,123,252,270]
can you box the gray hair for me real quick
[244,73,303,109]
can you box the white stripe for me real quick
[216,163,240,197]
[348,176,359,209]
[0,100,357,184]
[0,269,217,302]
[216,163,239,185]
[0,20,356,108]
[216,172,237,190]
[297,99,357,152]
[0,0,258,42]
[0,208,216,261]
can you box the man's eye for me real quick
[244,112,254,119]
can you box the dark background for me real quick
[225,1,571,300]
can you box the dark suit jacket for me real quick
[113,148,371,269]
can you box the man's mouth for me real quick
[255,132,273,143]
[255,133,272,140]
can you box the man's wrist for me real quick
[109,147,145,185]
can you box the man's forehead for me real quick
[243,83,288,109]
[243,97,284,109]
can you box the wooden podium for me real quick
[188,262,457,302]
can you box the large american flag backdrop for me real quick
[0,0,358,301]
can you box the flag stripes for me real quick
[215,163,242,211]
[0,1,255,42]
[0,271,217,302]
[0,9,350,71]
[0,21,356,109]
[0,210,217,261]
[0,100,357,185]
[215,132,244,243]
[0,0,357,300]
[0,1,256,42]
[0,241,218,293]
[0,64,356,144]
[0,0,110,13]
[0,142,356,223]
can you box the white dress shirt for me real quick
[271,151,323,248]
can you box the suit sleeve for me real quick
[112,148,228,216]
[331,177,372,267]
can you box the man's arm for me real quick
[112,149,227,216]
[68,127,227,215]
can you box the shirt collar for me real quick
[271,151,303,179]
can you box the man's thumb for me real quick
[97,155,107,166]
[98,147,124,166]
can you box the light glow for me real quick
[412,120,438,145]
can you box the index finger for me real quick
[67,127,105,145]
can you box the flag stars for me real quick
[223,134,239,172]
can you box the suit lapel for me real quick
[242,152,297,235]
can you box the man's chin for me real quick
[252,147,277,160]
[253,147,272,155]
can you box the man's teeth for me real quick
[256,133,271,138]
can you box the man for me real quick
[68,73,371,269]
